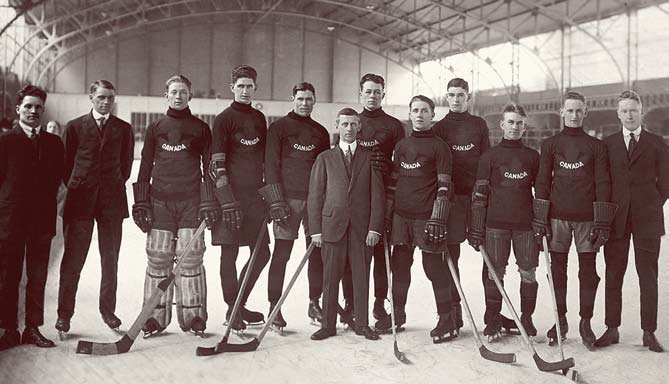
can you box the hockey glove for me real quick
[198,181,221,229]
[132,182,153,233]
[214,184,243,230]
[588,202,618,249]
[467,181,489,252]
[370,147,390,176]
[424,198,450,244]
[258,183,291,227]
[531,198,552,250]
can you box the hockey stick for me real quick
[76,220,207,355]
[542,237,581,380]
[196,242,316,356]
[217,214,269,342]
[445,249,516,364]
[480,245,575,372]
[383,235,411,364]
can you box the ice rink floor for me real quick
[1,162,667,384]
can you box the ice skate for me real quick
[547,316,568,346]
[483,315,503,343]
[142,317,166,339]
[102,313,122,333]
[372,298,388,321]
[431,312,458,344]
[308,299,323,325]
[241,307,265,326]
[269,302,287,336]
[338,301,355,330]
[500,314,520,335]
[374,307,406,334]
[224,308,247,336]
[579,318,596,351]
[55,318,70,341]
[189,316,207,337]
[520,313,537,337]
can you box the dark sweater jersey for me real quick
[393,129,452,220]
[535,127,611,222]
[476,139,540,230]
[357,107,406,159]
[265,111,330,200]
[433,111,490,196]
[211,101,267,201]
[137,107,210,201]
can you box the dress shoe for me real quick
[0,329,21,351]
[21,327,55,348]
[643,331,664,353]
[102,313,122,329]
[594,327,619,348]
[310,328,336,341]
[355,325,380,341]
[55,317,70,333]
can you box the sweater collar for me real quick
[445,110,471,121]
[561,126,586,136]
[288,111,313,122]
[231,101,253,111]
[361,107,384,118]
[166,107,192,118]
[500,138,523,147]
[411,128,434,138]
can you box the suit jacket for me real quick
[61,112,134,222]
[0,125,64,240]
[307,146,384,243]
[604,129,669,239]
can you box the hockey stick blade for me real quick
[533,352,574,372]
[195,338,260,356]
[394,341,411,364]
[77,221,207,355]
[479,345,516,364]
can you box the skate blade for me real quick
[245,320,266,327]
[582,340,596,351]
[270,325,285,336]
[548,336,567,346]
[487,332,503,343]
[309,318,322,326]
[502,329,521,336]
[58,331,67,341]
[376,326,405,335]
[432,333,458,344]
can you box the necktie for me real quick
[628,132,637,158]
[97,117,105,134]
[345,145,352,172]
[30,128,38,151]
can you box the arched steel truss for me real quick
[6,0,665,96]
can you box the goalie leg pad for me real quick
[145,229,176,329]
[175,228,207,331]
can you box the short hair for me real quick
[617,90,642,106]
[502,103,527,117]
[561,90,586,105]
[447,78,469,92]
[359,73,385,90]
[336,107,359,124]
[292,82,316,97]
[89,80,115,94]
[409,95,435,113]
[231,64,257,84]
[165,75,192,91]
[16,84,47,105]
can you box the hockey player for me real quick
[534,91,614,349]
[432,78,490,333]
[132,75,217,337]
[375,95,457,343]
[340,73,405,324]
[262,82,330,331]
[468,103,540,341]
[209,65,270,332]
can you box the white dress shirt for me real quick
[623,126,642,151]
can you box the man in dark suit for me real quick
[596,90,669,352]
[56,80,134,335]
[0,85,64,350]
[307,108,385,341]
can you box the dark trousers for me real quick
[550,251,599,319]
[57,218,122,319]
[0,237,51,329]
[390,245,452,314]
[342,240,388,303]
[603,235,660,332]
[268,237,319,303]
[321,227,371,331]
[220,243,271,307]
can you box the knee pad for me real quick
[175,228,207,331]
[519,268,537,284]
[487,266,506,281]
[146,229,176,270]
